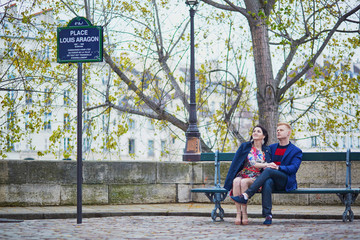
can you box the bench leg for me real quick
[337,193,359,222]
[205,192,227,222]
[211,201,225,222]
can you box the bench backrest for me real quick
[201,151,360,162]
[201,149,360,189]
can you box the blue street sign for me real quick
[57,17,103,63]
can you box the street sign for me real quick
[56,16,103,224]
[57,17,103,63]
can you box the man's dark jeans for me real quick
[245,168,288,217]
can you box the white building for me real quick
[0,5,186,161]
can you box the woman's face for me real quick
[252,127,265,141]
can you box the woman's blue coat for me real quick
[223,142,272,191]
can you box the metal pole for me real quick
[77,62,83,224]
[189,7,197,131]
[183,6,201,161]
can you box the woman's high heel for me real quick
[241,210,249,225]
[235,212,241,225]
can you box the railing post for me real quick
[214,150,220,188]
[346,148,351,189]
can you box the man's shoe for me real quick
[230,194,248,204]
[263,215,272,225]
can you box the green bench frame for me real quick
[191,149,360,222]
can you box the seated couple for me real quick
[223,123,302,225]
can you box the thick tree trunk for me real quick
[249,21,279,144]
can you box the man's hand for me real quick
[267,162,279,170]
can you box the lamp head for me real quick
[185,0,199,7]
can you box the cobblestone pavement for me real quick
[1,216,360,240]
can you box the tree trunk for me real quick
[249,21,279,144]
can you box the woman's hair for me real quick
[249,124,269,145]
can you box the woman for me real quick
[223,125,271,225]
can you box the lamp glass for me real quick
[186,0,198,6]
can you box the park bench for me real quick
[191,149,360,222]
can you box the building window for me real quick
[64,89,70,106]
[6,136,14,151]
[161,140,166,154]
[102,115,109,132]
[45,88,51,105]
[148,140,154,157]
[84,112,90,131]
[25,90,32,104]
[148,119,154,130]
[7,111,15,129]
[357,137,360,148]
[342,136,346,148]
[64,137,70,151]
[102,77,107,85]
[45,139,49,150]
[7,42,14,57]
[311,136,317,147]
[210,101,215,115]
[128,118,135,130]
[25,112,30,130]
[45,45,50,59]
[64,113,70,130]
[83,90,90,106]
[7,90,15,102]
[129,139,135,154]
[310,118,316,128]
[44,112,52,130]
[83,138,90,152]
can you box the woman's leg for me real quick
[240,178,255,225]
[232,177,242,224]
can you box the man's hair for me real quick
[278,122,291,130]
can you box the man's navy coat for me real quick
[269,142,302,191]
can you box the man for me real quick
[231,122,302,225]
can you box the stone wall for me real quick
[0,160,359,206]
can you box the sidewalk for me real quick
[1,203,359,221]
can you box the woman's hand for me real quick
[267,162,279,170]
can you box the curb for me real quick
[0,212,356,221]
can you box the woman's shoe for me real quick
[241,207,249,225]
[235,212,241,225]
[241,213,249,225]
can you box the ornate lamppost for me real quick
[183,0,201,161]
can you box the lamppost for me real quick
[183,0,201,161]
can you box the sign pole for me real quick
[77,62,83,224]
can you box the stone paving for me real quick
[1,216,360,240]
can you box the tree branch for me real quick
[278,4,360,98]
[202,0,249,17]
[103,50,189,132]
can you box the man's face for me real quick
[277,125,291,140]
